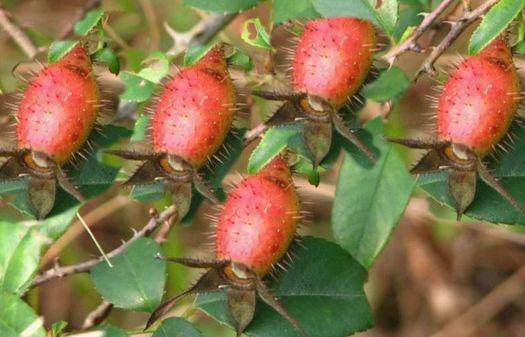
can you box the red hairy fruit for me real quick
[437,37,520,157]
[293,18,375,108]
[152,46,236,167]
[216,155,300,275]
[17,44,99,165]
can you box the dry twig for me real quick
[0,6,37,59]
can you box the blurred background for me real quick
[1,1,525,336]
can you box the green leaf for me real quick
[417,119,525,224]
[91,238,166,312]
[94,46,120,75]
[131,113,150,142]
[152,317,203,337]
[0,125,131,218]
[272,0,321,23]
[119,72,156,102]
[241,18,273,50]
[362,67,409,103]
[227,47,254,71]
[0,207,79,295]
[197,236,372,337]
[513,40,525,54]
[137,52,170,83]
[333,118,414,269]
[50,321,68,337]
[184,0,262,13]
[184,42,217,67]
[0,291,45,337]
[48,40,79,63]
[468,0,525,55]
[74,9,104,36]
[312,0,399,36]
[247,123,310,174]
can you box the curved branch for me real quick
[0,6,37,59]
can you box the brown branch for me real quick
[81,300,113,330]
[0,6,37,59]
[381,0,456,65]
[165,13,235,56]
[244,123,268,144]
[31,205,178,288]
[415,0,499,79]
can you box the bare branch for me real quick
[165,13,235,56]
[81,301,113,330]
[381,0,456,65]
[415,0,499,80]
[0,6,37,59]
[31,205,178,288]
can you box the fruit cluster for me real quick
[0,14,522,337]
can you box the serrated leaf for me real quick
[119,72,156,102]
[417,119,525,224]
[0,125,131,218]
[48,40,79,63]
[333,118,414,269]
[227,47,254,71]
[94,46,120,75]
[184,42,217,67]
[272,0,321,23]
[469,0,525,55]
[74,9,104,36]
[152,317,203,337]
[0,207,79,295]
[241,18,272,50]
[91,238,166,312]
[137,52,170,83]
[312,0,399,36]
[184,0,262,13]
[362,67,409,103]
[0,291,45,337]
[197,236,372,337]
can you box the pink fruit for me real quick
[17,44,99,165]
[292,18,376,108]
[152,46,236,167]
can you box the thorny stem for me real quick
[415,0,499,80]
[30,205,178,288]
[0,5,37,59]
[381,0,456,65]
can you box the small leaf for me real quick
[362,67,410,103]
[119,72,156,102]
[227,47,254,71]
[48,40,79,63]
[197,236,372,337]
[312,0,399,37]
[184,42,217,67]
[94,46,120,74]
[50,321,68,337]
[241,18,272,50]
[0,207,79,295]
[417,118,525,224]
[513,40,525,54]
[272,0,321,23]
[137,52,170,83]
[184,0,262,13]
[152,317,203,337]
[469,0,525,55]
[333,118,414,269]
[131,113,150,142]
[74,9,104,36]
[0,291,46,337]
[91,238,166,312]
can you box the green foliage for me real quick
[362,67,410,103]
[73,9,104,36]
[48,40,79,63]
[0,291,46,337]
[241,18,273,50]
[184,42,217,66]
[312,0,399,37]
[137,52,171,83]
[272,0,321,23]
[184,0,263,13]
[333,118,414,268]
[93,46,121,74]
[469,0,525,55]
[91,238,166,312]
[119,72,157,102]
[152,317,203,337]
[197,237,372,337]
